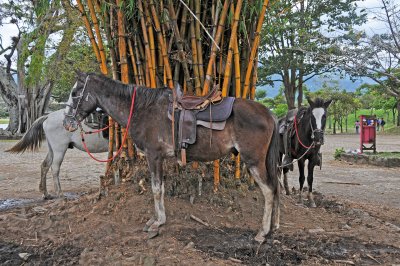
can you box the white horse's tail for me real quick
[6,115,48,153]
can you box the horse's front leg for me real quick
[143,156,166,238]
[297,159,306,205]
[307,160,317,208]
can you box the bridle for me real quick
[65,75,91,122]
[294,108,325,149]
[309,116,325,144]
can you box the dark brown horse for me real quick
[279,97,332,207]
[63,72,280,243]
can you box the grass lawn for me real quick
[0,118,9,124]
[325,109,398,134]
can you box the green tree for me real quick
[258,0,367,110]
[255,89,267,101]
[0,0,86,133]
[338,0,400,126]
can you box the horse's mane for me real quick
[90,73,169,109]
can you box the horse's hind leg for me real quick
[50,148,67,198]
[248,163,274,243]
[143,156,166,238]
[307,162,317,208]
[40,152,52,199]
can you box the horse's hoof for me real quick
[254,233,265,244]
[235,179,241,188]
[309,201,317,208]
[147,230,159,239]
[297,198,303,205]
[285,190,291,196]
[42,194,53,200]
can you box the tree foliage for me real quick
[258,0,367,109]
[0,0,96,132]
[337,0,400,125]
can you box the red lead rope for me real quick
[294,115,314,149]
[81,124,110,135]
[80,87,137,163]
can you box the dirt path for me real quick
[0,134,399,265]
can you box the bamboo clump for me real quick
[76,0,270,187]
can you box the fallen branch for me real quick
[333,260,355,265]
[228,257,243,263]
[323,181,361,186]
[190,214,210,227]
[366,253,381,264]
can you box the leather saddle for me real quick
[169,85,235,165]
[178,88,222,110]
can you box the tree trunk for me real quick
[397,100,400,126]
[333,120,337,134]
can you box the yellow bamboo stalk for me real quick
[87,0,107,74]
[116,0,129,159]
[221,0,243,96]
[203,0,230,95]
[134,35,148,86]
[242,0,269,98]
[250,52,258,100]
[212,0,242,190]
[233,35,241,97]
[76,0,101,69]
[213,160,220,192]
[195,0,205,88]
[218,32,224,86]
[149,0,174,88]
[144,1,157,84]
[189,1,202,95]
[133,36,145,85]
[128,39,140,84]
[235,154,241,180]
[233,34,241,181]
[138,0,156,88]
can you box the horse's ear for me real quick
[174,82,183,99]
[306,96,314,107]
[324,99,333,109]
[74,69,87,80]
[75,69,83,76]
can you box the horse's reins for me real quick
[68,77,138,163]
[294,114,315,149]
[279,113,320,169]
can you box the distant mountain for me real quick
[259,75,375,98]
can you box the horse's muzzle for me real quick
[313,132,324,145]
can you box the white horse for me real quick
[6,109,109,199]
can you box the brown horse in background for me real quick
[62,72,280,243]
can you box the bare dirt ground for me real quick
[0,134,399,265]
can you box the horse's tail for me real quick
[6,115,48,153]
[266,116,281,230]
